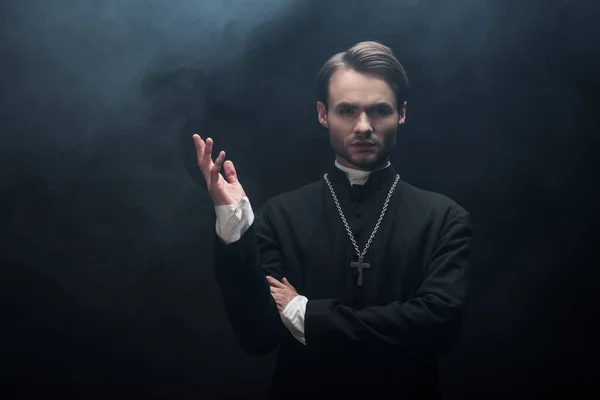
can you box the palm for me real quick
[214,173,244,202]
[193,134,246,206]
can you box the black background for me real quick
[2,0,599,398]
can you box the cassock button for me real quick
[353,205,362,217]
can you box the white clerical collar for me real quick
[334,159,391,186]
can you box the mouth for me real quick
[351,141,376,150]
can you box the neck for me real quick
[335,156,390,172]
[334,159,391,187]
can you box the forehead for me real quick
[329,67,396,108]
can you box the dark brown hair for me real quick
[316,41,409,111]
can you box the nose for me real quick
[354,112,373,135]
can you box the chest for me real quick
[276,190,433,308]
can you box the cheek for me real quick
[328,123,350,144]
[380,122,398,144]
[386,132,397,146]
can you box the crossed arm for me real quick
[214,199,472,357]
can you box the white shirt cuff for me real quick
[214,196,255,244]
[281,295,308,345]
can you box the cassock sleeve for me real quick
[213,201,286,356]
[304,205,473,357]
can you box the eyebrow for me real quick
[334,102,393,109]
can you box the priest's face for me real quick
[317,67,406,171]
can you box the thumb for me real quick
[223,160,238,183]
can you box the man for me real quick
[193,41,472,399]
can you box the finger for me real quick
[267,276,286,289]
[192,134,205,167]
[282,277,294,288]
[202,137,215,171]
[193,135,213,185]
[282,278,296,292]
[223,160,239,184]
[210,150,226,187]
[270,292,281,305]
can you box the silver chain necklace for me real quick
[323,172,400,286]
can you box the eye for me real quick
[340,108,353,115]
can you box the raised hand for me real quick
[193,134,247,206]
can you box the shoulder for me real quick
[397,180,473,245]
[398,180,470,221]
[256,179,323,219]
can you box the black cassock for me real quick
[214,163,473,399]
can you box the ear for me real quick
[398,101,407,125]
[317,101,329,128]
